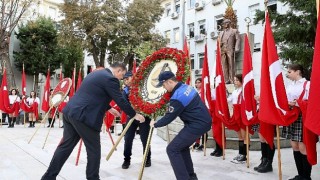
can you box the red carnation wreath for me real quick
[129,47,190,116]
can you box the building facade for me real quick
[155,0,287,92]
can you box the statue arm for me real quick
[234,29,241,52]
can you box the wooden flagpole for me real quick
[42,107,59,149]
[222,122,225,160]
[246,126,250,168]
[75,139,83,166]
[276,125,282,180]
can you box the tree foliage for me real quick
[14,16,62,90]
[59,0,165,68]
[254,0,317,75]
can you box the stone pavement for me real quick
[0,123,319,180]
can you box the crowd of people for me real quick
[1,61,317,180]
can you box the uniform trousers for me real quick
[123,117,151,161]
[41,114,101,180]
[167,127,200,180]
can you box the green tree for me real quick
[14,16,62,91]
[254,0,317,76]
[59,0,164,69]
[56,20,84,79]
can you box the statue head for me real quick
[222,19,231,29]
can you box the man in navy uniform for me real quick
[121,71,151,169]
[150,71,212,180]
[42,62,145,180]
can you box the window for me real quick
[189,0,195,8]
[190,55,194,70]
[198,53,204,69]
[174,28,180,43]
[215,14,224,31]
[198,20,206,35]
[165,30,171,44]
[175,0,181,13]
[165,3,171,17]
[48,7,57,19]
[188,23,194,38]
[249,3,259,20]
[268,3,277,13]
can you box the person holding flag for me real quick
[8,88,21,128]
[281,64,312,180]
[26,91,40,128]
[227,74,248,164]
[192,78,208,151]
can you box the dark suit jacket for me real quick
[63,68,136,131]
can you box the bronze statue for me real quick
[219,19,240,84]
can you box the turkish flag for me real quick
[214,40,235,129]
[76,68,82,91]
[69,67,76,98]
[241,34,258,125]
[41,69,50,112]
[305,7,320,136]
[258,12,299,148]
[183,37,191,85]
[0,69,10,112]
[302,9,320,165]
[200,44,212,111]
[132,59,137,74]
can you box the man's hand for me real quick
[133,113,145,123]
[108,108,120,117]
[150,119,155,127]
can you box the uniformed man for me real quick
[150,71,212,180]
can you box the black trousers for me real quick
[167,128,200,180]
[123,116,151,161]
[42,115,101,180]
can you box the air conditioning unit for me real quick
[212,0,222,6]
[195,1,204,11]
[253,43,261,52]
[171,12,179,19]
[194,69,202,75]
[210,31,218,39]
[194,34,205,42]
[56,73,61,79]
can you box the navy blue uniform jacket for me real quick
[63,68,136,131]
[154,82,212,135]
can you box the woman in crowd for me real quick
[228,74,247,164]
[282,64,312,180]
[8,88,21,128]
[26,91,40,128]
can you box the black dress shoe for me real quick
[210,150,217,156]
[145,159,151,167]
[189,173,198,180]
[214,151,222,157]
[122,161,130,169]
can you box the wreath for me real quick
[129,47,190,117]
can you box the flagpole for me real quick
[222,122,225,160]
[245,16,252,169]
[276,125,282,180]
[317,0,319,17]
[22,63,26,128]
[264,1,282,179]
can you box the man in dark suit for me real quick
[42,62,145,180]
